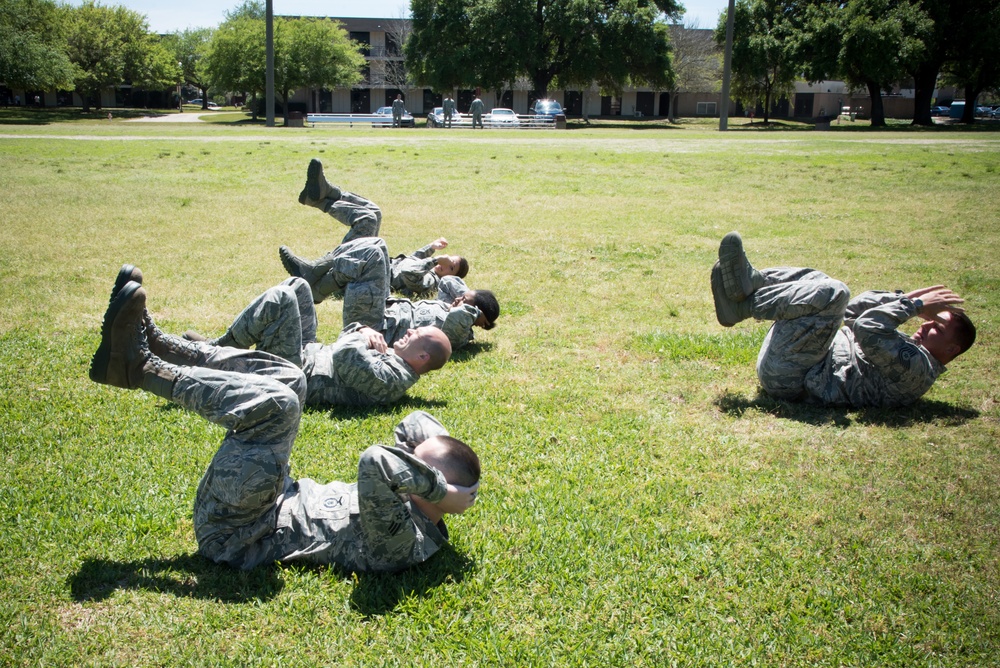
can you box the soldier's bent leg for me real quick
[178,352,306,567]
[328,192,382,244]
[211,278,312,366]
[752,268,850,400]
[310,237,390,305]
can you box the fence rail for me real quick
[306,111,560,129]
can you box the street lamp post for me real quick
[719,0,736,131]
[266,0,274,127]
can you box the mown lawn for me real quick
[1,113,998,666]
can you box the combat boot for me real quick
[711,262,752,327]
[90,283,179,398]
[108,264,143,305]
[279,245,318,281]
[143,310,206,366]
[298,159,341,209]
[718,232,764,302]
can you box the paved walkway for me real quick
[126,111,209,123]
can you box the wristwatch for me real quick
[912,298,923,312]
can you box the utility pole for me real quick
[719,0,736,131]
[266,0,275,127]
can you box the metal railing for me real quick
[305,111,561,129]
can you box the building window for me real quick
[696,101,717,116]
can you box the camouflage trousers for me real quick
[217,277,316,367]
[327,191,382,245]
[310,237,391,329]
[166,346,306,568]
[754,267,851,400]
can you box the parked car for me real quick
[532,99,563,117]
[186,99,220,109]
[427,106,464,127]
[487,107,520,127]
[930,105,950,116]
[990,107,1000,119]
[373,106,415,127]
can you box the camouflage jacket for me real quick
[390,244,440,298]
[301,324,418,406]
[804,291,945,408]
[437,276,469,304]
[239,411,452,571]
[382,298,478,350]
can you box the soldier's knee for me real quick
[282,277,313,303]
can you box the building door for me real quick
[658,92,670,117]
[635,91,654,117]
[793,93,814,118]
[351,89,370,113]
[457,89,474,112]
[564,91,582,115]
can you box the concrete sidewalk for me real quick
[126,112,209,123]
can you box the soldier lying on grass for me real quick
[89,265,479,571]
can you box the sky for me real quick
[63,0,730,34]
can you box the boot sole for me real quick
[110,264,142,304]
[305,158,324,202]
[718,232,753,301]
[711,262,741,327]
[90,281,142,384]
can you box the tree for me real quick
[715,0,799,124]
[0,0,75,94]
[408,0,681,100]
[205,5,364,123]
[378,15,413,94]
[406,0,476,93]
[63,1,178,112]
[665,22,721,121]
[796,0,930,127]
[283,17,366,113]
[163,28,214,109]
[205,11,265,117]
[940,0,1000,123]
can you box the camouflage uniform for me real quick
[212,277,317,368]
[302,324,419,407]
[383,297,479,350]
[754,267,945,408]
[304,237,391,329]
[175,348,450,571]
[390,244,442,299]
[437,275,470,304]
[321,191,382,245]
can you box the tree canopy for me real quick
[408,0,681,98]
[0,0,75,93]
[63,0,178,111]
[715,0,799,123]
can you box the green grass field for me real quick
[1,111,998,666]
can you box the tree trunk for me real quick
[668,89,677,123]
[866,80,886,127]
[763,90,771,124]
[961,84,979,123]
[911,61,939,126]
[201,87,208,109]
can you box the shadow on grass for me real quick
[69,553,284,603]
[349,543,475,617]
[715,389,980,427]
[450,340,493,362]
[0,107,176,124]
[311,396,448,421]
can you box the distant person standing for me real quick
[470,95,484,129]
[392,93,405,128]
[443,95,456,128]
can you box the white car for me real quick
[186,99,220,110]
[487,108,520,127]
[373,106,415,127]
